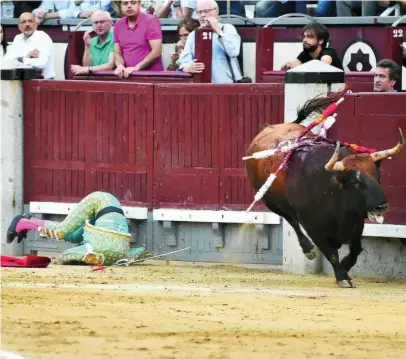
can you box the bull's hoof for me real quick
[337,280,356,288]
[304,248,317,260]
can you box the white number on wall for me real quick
[202,32,212,40]
[393,29,403,38]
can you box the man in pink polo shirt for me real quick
[114,0,164,78]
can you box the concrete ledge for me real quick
[363,223,406,239]
[29,202,148,220]
[152,209,280,224]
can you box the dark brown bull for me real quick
[245,92,404,288]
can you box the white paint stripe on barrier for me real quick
[363,223,406,239]
[152,208,280,225]
[29,202,148,220]
[28,203,406,237]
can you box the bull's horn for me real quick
[325,142,345,171]
[370,127,405,162]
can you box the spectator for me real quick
[373,59,401,92]
[336,0,406,17]
[110,0,123,16]
[1,25,8,59]
[218,0,245,16]
[178,0,242,83]
[281,22,343,71]
[156,0,184,18]
[157,0,200,19]
[167,19,199,70]
[4,12,55,79]
[13,1,42,18]
[114,0,164,78]
[255,0,307,17]
[180,0,198,19]
[71,11,114,75]
[402,43,406,67]
[32,1,73,24]
[315,0,336,17]
[67,0,113,19]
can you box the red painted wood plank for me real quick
[145,86,154,208]
[171,93,179,167]
[101,92,109,164]
[191,94,199,168]
[29,160,85,170]
[178,93,185,168]
[197,94,205,166]
[184,92,192,168]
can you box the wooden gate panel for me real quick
[154,84,221,208]
[219,84,284,210]
[24,81,154,207]
[153,84,284,209]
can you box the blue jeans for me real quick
[255,0,308,17]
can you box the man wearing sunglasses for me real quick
[178,0,242,83]
[71,10,115,75]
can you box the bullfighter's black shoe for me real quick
[6,214,32,244]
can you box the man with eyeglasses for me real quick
[178,0,242,83]
[71,11,115,75]
[114,0,164,78]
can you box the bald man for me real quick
[71,11,114,75]
[5,12,55,79]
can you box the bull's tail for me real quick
[294,84,350,125]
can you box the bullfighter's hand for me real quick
[184,59,205,73]
[71,65,89,75]
[123,66,136,78]
[114,65,125,78]
[206,17,221,34]
[28,49,40,58]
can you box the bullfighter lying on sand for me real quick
[6,191,147,266]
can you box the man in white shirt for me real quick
[5,12,55,79]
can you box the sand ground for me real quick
[1,260,406,359]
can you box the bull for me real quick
[245,92,404,288]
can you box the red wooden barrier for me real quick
[153,83,284,209]
[73,70,193,83]
[329,93,406,224]
[23,80,154,207]
[23,82,406,224]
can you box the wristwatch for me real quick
[17,56,24,63]
[88,66,93,74]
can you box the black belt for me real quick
[95,206,125,221]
